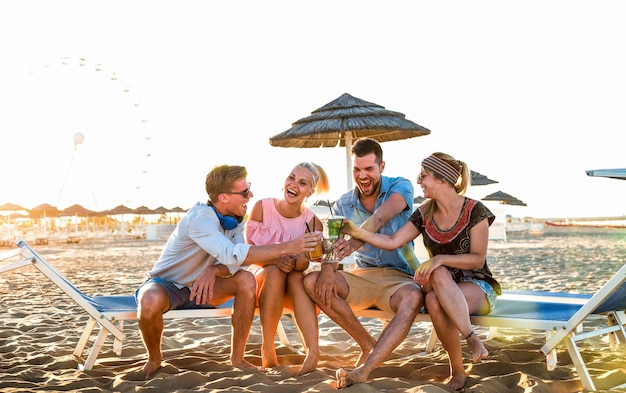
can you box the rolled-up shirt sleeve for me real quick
[188,209,251,275]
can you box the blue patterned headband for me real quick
[421,155,460,186]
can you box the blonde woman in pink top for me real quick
[245,162,329,375]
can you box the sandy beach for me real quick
[2,227,626,392]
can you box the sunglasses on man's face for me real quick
[224,183,252,198]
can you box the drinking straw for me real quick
[327,199,333,217]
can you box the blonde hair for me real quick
[421,152,470,220]
[205,165,248,202]
[297,162,330,197]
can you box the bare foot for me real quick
[336,366,369,388]
[336,368,352,389]
[296,351,318,376]
[466,332,488,363]
[445,372,467,391]
[354,339,375,367]
[142,359,162,379]
[261,356,280,369]
[261,343,280,368]
[232,358,265,373]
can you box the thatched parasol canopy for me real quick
[134,206,156,215]
[0,202,28,212]
[104,205,136,216]
[60,204,96,216]
[29,203,60,218]
[152,206,170,214]
[413,196,426,204]
[471,171,498,186]
[270,93,430,188]
[482,190,527,206]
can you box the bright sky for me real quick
[1,1,625,219]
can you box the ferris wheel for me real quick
[24,56,153,210]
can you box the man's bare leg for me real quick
[303,271,376,367]
[225,270,264,371]
[137,284,170,379]
[336,285,423,387]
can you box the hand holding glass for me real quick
[322,217,344,262]
[307,231,324,261]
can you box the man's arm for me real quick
[190,263,231,305]
[243,233,320,265]
[347,192,409,250]
[245,199,286,266]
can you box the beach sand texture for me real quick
[2,227,626,392]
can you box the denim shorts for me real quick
[459,277,498,314]
[135,277,223,311]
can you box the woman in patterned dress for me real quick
[342,152,500,391]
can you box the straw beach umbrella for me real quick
[471,171,498,186]
[269,93,431,188]
[60,204,95,216]
[153,206,169,214]
[29,203,60,218]
[103,204,136,237]
[29,203,60,240]
[133,206,155,232]
[133,205,155,215]
[58,204,96,240]
[168,206,187,224]
[106,204,136,216]
[0,202,28,224]
[482,190,527,206]
[0,202,28,212]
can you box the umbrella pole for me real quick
[344,132,353,190]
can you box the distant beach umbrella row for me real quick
[0,203,189,218]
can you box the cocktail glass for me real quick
[322,216,344,262]
[307,231,325,261]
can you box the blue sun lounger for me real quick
[355,273,626,391]
[0,240,293,371]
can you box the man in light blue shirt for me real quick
[303,138,423,388]
[136,165,321,379]
[333,175,417,275]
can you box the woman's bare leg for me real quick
[425,268,490,390]
[256,265,287,368]
[287,271,319,375]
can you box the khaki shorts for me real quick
[340,267,419,314]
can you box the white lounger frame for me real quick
[0,240,293,371]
